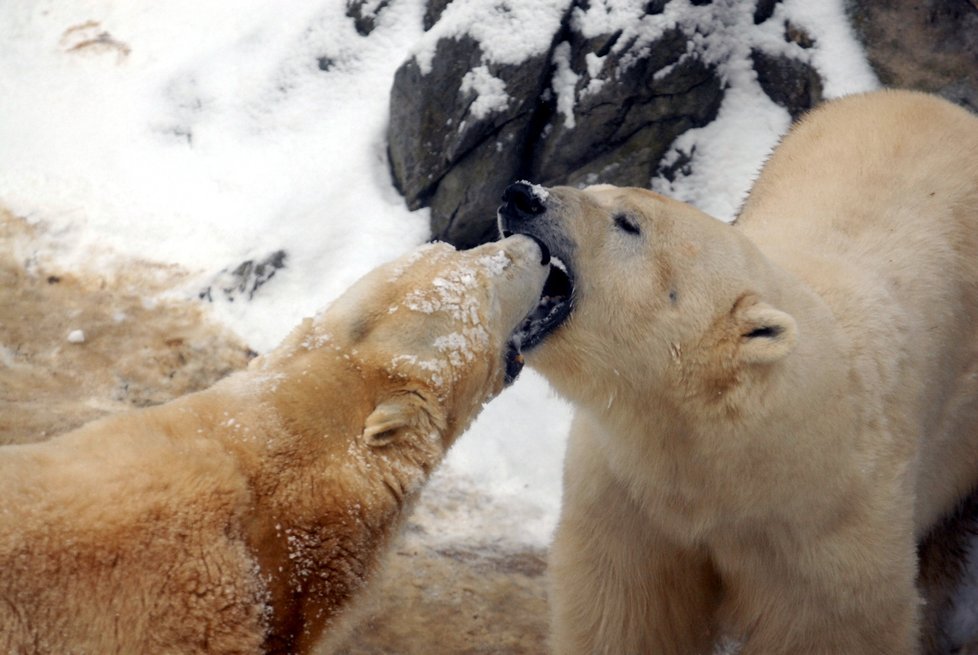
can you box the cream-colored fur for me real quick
[0,236,547,654]
[510,91,978,654]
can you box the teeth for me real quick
[551,256,568,274]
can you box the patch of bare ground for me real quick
[0,209,253,443]
[0,207,550,654]
[334,473,549,655]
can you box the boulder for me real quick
[388,0,829,248]
[847,0,978,111]
[529,24,723,190]
[751,48,823,121]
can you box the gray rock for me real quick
[423,0,454,31]
[751,49,823,121]
[753,0,781,24]
[199,250,287,302]
[389,35,486,210]
[346,0,392,37]
[530,26,723,189]
[428,120,533,246]
[847,0,978,111]
[388,0,830,248]
[388,33,553,223]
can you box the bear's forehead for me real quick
[583,185,668,207]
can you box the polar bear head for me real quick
[498,182,798,414]
[290,235,550,449]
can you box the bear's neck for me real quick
[195,347,442,653]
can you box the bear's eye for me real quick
[614,214,641,236]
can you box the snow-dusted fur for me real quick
[0,237,547,654]
[523,91,978,654]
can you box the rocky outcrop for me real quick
[847,0,978,111]
[199,250,288,303]
[388,32,554,246]
[530,24,722,192]
[388,0,828,248]
[752,48,822,121]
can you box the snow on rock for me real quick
[650,0,879,221]
[412,0,572,74]
[459,65,510,120]
[550,42,579,129]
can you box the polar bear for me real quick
[0,236,549,654]
[499,90,978,655]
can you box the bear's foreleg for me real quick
[714,518,921,655]
[550,419,721,655]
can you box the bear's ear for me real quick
[733,300,798,364]
[361,391,441,447]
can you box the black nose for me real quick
[500,181,547,221]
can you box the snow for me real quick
[551,42,580,129]
[518,180,553,203]
[66,329,86,344]
[413,0,572,74]
[0,0,873,554]
[460,65,510,119]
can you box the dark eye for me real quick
[614,214,641,236]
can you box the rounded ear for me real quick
[735,301,798,364]
[361,392,440,447]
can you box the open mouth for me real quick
[503,234,575,383]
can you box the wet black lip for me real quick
[504,346,525,385]
[502,245,572,385]
[506,250,574,360]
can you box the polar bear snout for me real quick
[497,182,567,257]
[500,180,548,222]
[497,182,576,353]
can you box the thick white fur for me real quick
[528,90,978,654]
[0,237,547,654]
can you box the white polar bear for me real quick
[499,90,978,655]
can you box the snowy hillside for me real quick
[0,0,876,549]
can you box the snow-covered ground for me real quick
[0,0,876,547]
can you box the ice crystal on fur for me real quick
[475,251,512,276]
[403,265,484,325]
[434,327,489,367]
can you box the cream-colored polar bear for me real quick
[499,90,978,655]
[0,236,548,654]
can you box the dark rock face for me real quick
[346,0,392,37]
[422,0,453,31]
[751,49,823,121]
[530,26,723,191]
[388,32,555,245]
[199,250,287,302]
[749,0,823,120]
[847,0,978,111]
[388,0,828,248]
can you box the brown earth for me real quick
[0,209,254,443]
[0,208,550,654]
